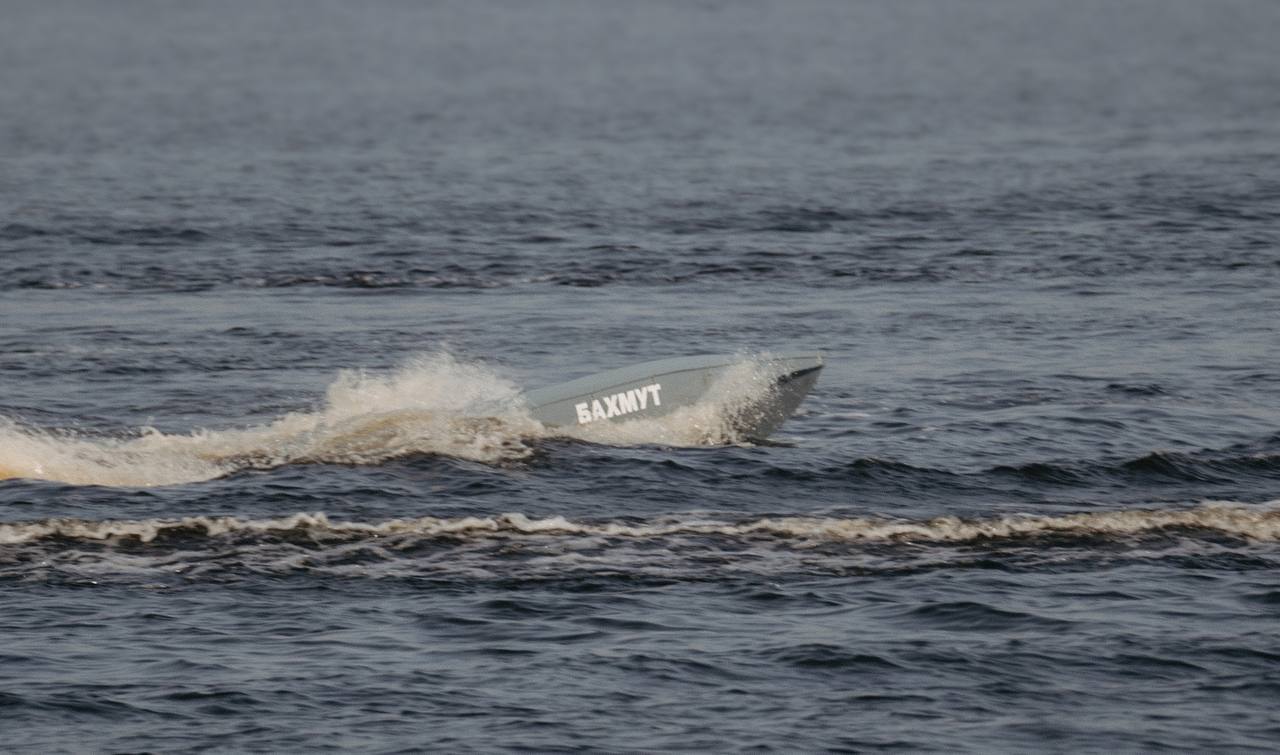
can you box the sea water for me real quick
[2,0,1279,750]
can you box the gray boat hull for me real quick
[523,353,822,441]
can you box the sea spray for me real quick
[0,353,788,487]
[563,357,784,447]
[0,353,540,487]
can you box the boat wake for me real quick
[8,501,1280,545]
[0,353,788,487]
[3,503,1278,585]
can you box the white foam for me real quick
[0,353,789,488]
[0,353,541,487]
[5,502,1280,546]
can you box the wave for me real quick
[991,447,1280,486]
[0,353,781,487]
[6,503,1277,585]
[5,502,1280,547]
[743,445,1280,490]
[7,239,1279,296]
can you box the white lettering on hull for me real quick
[574,383,662,425]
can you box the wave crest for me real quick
[5,502,1280,547]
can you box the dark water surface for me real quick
[3,0,1280,751]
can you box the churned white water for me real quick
[6,501,1280,547]
[0,354,536,486]
[0,353,788,487]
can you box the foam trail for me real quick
[0,354,542,487]
[0,354,793,488]
[5,502,1280,546]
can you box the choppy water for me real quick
[3,0,1280,751]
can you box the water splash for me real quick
[0,353,540,487]
[0,353,789,487]
[562,357,784,447]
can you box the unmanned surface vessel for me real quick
[523,353,822,441]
